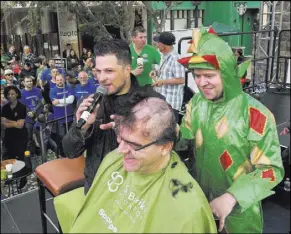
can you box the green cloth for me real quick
[188,62,216,70]
[180,27,284,233]
[130,44,161,86]
[54,187,85,233]
[55,149,217,233]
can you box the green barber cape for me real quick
[130,44,161,86]
[55,149,217,233]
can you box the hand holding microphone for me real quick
[76,86,108,130]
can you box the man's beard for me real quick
[111,81,127,96]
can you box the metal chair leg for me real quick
[37,178,47,233]
[8,183,11,197]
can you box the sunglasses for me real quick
[6,74,13,76]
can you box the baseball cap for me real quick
[153,34,160,43]
[4,69,13,75]
[157,32,176,46]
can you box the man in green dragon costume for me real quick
[178,26,284,233]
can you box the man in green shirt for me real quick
[130,26,161,86]
[54,92,217,233]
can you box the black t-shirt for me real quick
[2,101,27,135]
[2,101,26,121]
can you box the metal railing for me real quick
[38,114,74,164]
[177,29,280,94]
[274,29,291,89]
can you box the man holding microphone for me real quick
[62,39,163,194]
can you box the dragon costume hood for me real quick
[178,26,251,102]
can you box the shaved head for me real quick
[117,97,177,143]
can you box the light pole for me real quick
[192,1,202,28]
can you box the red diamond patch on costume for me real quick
[249,107,267,135]
[219,150,233,171]
[261,168,275,182]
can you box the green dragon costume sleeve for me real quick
[178,26,284,233]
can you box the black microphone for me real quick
[76,86,108,129]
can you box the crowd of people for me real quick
[1,26,285,233]
[1,44,99,165]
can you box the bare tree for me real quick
[142,1,183,33]
[1,1,137,43]
[1,1,185,42]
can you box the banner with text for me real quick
[57,10,79,57]
[53,58,67,71]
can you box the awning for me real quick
[209,21,238,34]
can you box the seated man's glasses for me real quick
[114,125,161,151]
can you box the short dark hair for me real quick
[115,88,176,144]
[71,63,79,69]
[94,39,132,65]
[24,61,32,67]
[24,76,34,81]
[4,86,21,99]
[33,57,43,64]
[131,26,146,37]
[236,49,243,56]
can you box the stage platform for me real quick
[1,88,290,233]
[1,189,58,233]
[259,88,290,147]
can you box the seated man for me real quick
[54,93,217,233]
